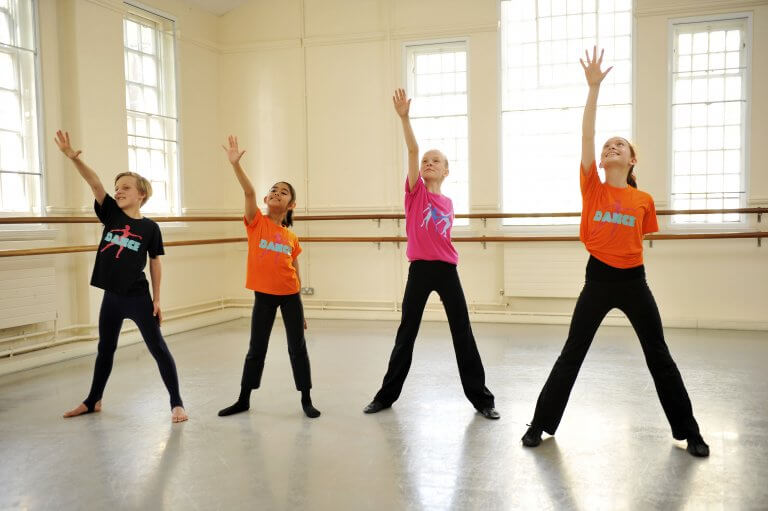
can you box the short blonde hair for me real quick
[114,172,152,206]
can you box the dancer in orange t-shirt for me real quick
[217,136,320,419]
[521,48,708,457]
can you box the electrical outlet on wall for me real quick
[301,287,314,295]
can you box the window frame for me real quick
[498,0,635,231]
[666,12,752,231]
[0,0,45,218]
[402,38,471,229]
[123,1,182,216]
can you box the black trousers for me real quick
[240,292,312,391]
[530,265,700,440]
[373,260,495,410]
[84,291,183,410]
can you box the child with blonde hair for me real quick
[55,130,187,423]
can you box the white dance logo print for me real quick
[421,203,452,237]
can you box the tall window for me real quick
[501,0,632,225]
[405,41,469,226]
[0,0,41,214]
[123,4,178,213]
[670,17,749,224]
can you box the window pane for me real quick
[140,25,155,54]
[0,130,23,171]
[0,51,15,88]
[1,172,25,209]
[408,44,469,226]
[671,19,747,224]
[125,20,140,50]
[0,90,21,130]
[501,0,632,224]
[124,9,179,214]
[0,13,11,45]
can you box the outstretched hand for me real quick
[54,130,82,160]
[222,135,245,164]
[392,88,411,118]
[580,46,612,87]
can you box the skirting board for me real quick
[0,308,243,377]
[1,300,766,377]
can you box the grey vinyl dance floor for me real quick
[1,318,766,510]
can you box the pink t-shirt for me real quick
[404,176,459,265]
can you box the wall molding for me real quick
[635,0,767,17]
[304,31,388,48]
[178,32,221,54]
[45,206,94,215]
[2,296,765,376]
[392,22,499,40]
[181,207,243,216]
[299,205,402,214]
[220,39,303,54]
[217,22,500,55]
[82,0,125,16]
[0,228,59,241]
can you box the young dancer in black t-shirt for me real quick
[55,130,187,423]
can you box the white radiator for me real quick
[0,260,57,329]
[503,243,587,298]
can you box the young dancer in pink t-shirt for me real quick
[363,89,498,419]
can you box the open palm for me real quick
[222,135,245,164]
[54,130,81,160]
[392,88,411,118]
[580,46,612,86]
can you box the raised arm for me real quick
[222,135,258,224]
[579,47,612,174]
[54,130,107,205]
[393,89,419,191]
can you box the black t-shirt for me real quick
[90,194,164,296]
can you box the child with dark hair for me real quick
[218,136,320,419]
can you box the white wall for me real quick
[1,0,767,368]
[218,0,768,327]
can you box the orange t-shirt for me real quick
[244,209,302,295]
[580,161,658,269]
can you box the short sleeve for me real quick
[642,196,659,234]
[404,175,425,213]
[148,222,165,258]
[292,236,302,260]
[94,194,120,225]
[243,208,264,231]
[579,161,601,199]
[405,175,425,195]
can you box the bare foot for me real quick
[63,400,101,418]
[172,406,188,423]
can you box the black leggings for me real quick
[530,258,700,440]
[374,260,495,410]
[240,292,312,391]
[84,291,183,410]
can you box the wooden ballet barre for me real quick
[1,232,766,258]
[0,207,765,224]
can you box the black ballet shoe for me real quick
[686,434,710,457]
[302,403,321,419]
[479,407,501,420]
[363,401,390,414]
[218,401,250,417]
[521,425,543,447]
